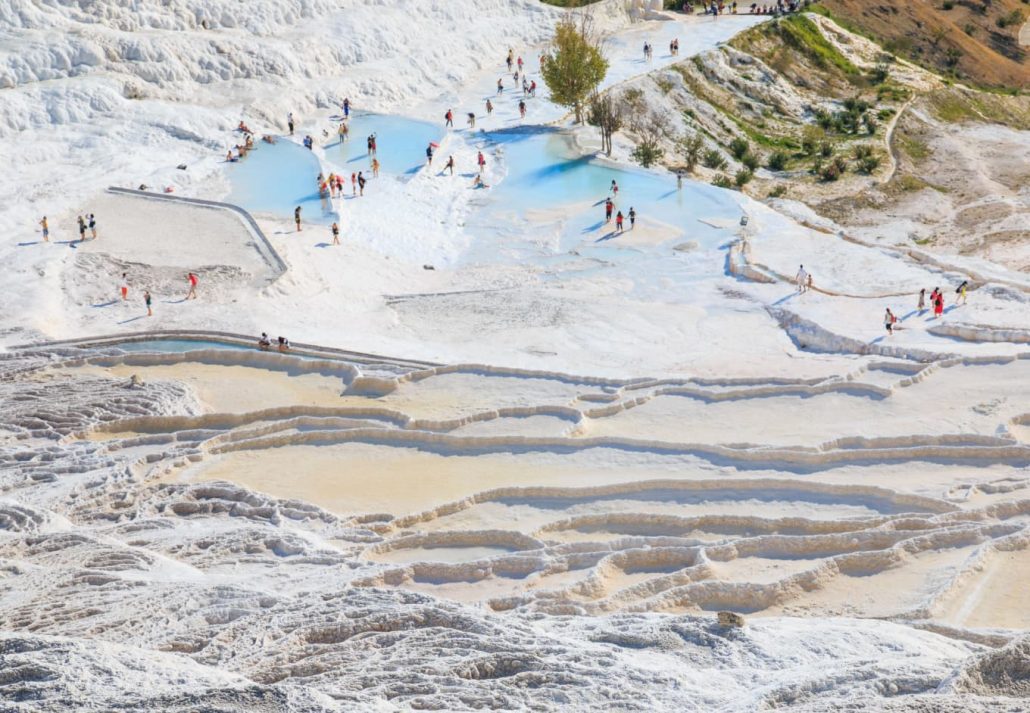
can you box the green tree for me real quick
[540,16,609,123]
[587,92,623,156]
[681,134,704,173]
[630,114,669,168]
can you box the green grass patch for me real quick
[896,175,929,192]
[774,15,860,77]
[806,4,879,43]
[930,92,981,123]
[897,134,930,160]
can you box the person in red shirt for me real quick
[186,272,199,300]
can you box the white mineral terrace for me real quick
[2,0,1029,710]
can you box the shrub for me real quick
[767,151,789,171]
[801,127,822,155]
[768,184,787,198]
[852,144,873,160]
[833,155,848,173]
[869,64,890,84]
[735,169,753,187]
[729,137,750,160]
[942,0,954,9]
[819,162,842,181]
[712,174,733,188]
[842,97,870,113]
[997,9,1024,27]
[877,84,910,102]
[819,141,834,158]
[631,143,664,168]
[858,155,881,174]
[741,152,760,171]
[703,149,727,169]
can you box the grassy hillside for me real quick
[813,0,1028,89]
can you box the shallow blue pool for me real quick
[224,114,441,222]
[489,128,739,226]
[459,128,742,259]
[111,339,251,353]
[322,112,442,177]
[226,140,338,224]
[104,338,361,365]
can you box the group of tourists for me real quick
[114,271,198,318]
[885,282,968,335]
[677,0,800,14]
[492,48,539,119]
[603,181,638,234]
[257,332,292,352]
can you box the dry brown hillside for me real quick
[816,0,1029,89]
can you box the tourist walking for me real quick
[144,290,152,317]
[331,222,340,245]
[796,265,809,293]
[445,109,454,128]
[39,216,49,242]
[628,207,636,229]
[956,280,968,305]
[605,198,613,223]
[917,288,926,312]
[884,308,897,335]
[88,214,96,239]
[616,211,624,233]
[77,215,86,242]
[120,273,129,301]
[294,206,302,232]
[287,112,294,135]
[186,272,198,300]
